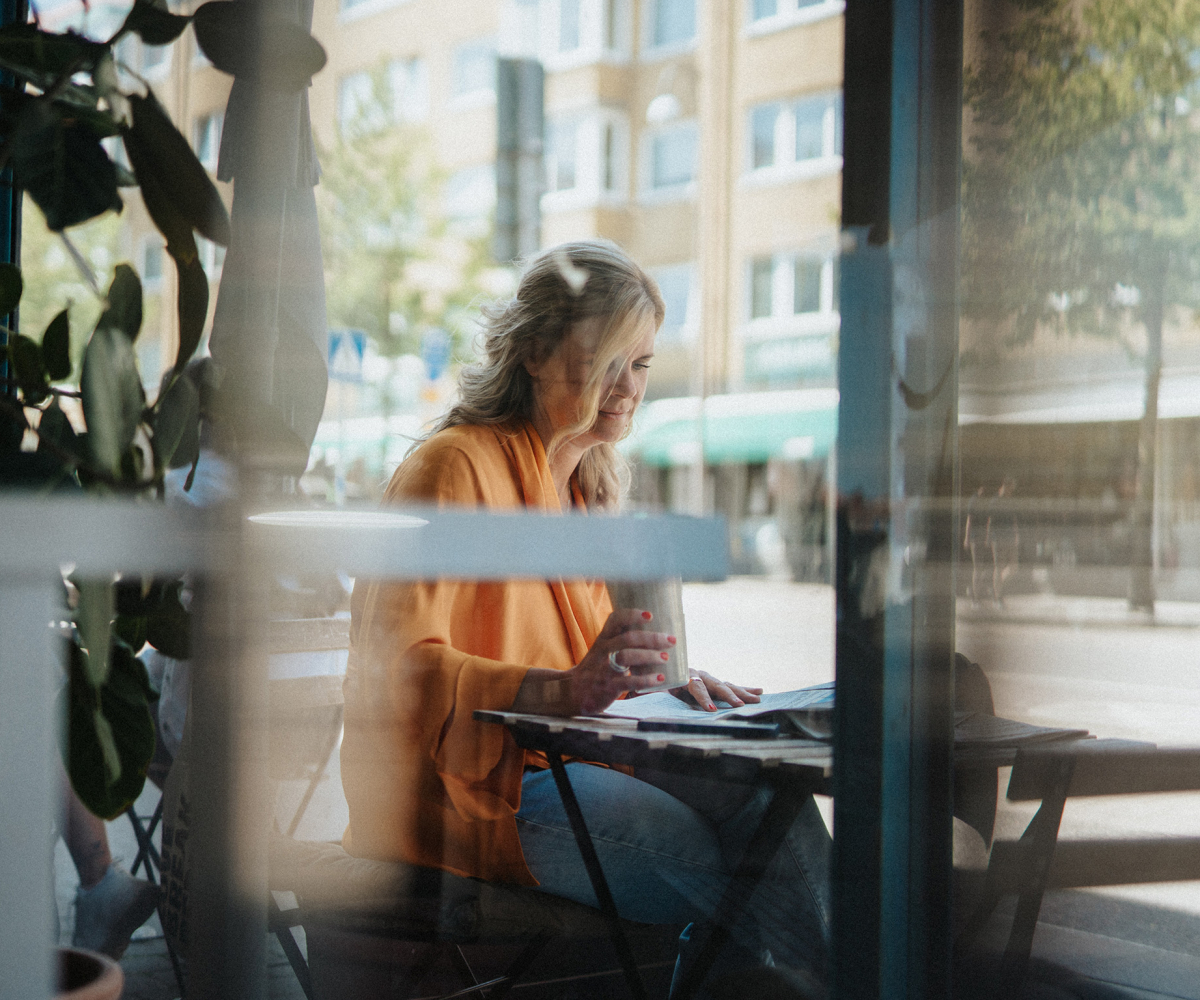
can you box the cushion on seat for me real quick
[269,835,639,945]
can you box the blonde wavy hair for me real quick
[429,240,664,510]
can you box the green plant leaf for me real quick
[152,372,199,469]
[63,639,156,819]
[81,325,144,476]
[9,333,47,402]
[192,1,327,92]
[10,99,124,231]
[0,24,106,90]
[145,583,190,659]
[0,261,22,314]
[174,249,209,372]
[42,309,72,380]
[98,263,143,342]
[125,91,231,248]
[75,578,114,687]
[112,614,148,652]
[120,0,192,47]
[115,577,167,616]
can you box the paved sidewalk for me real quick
[957,592,1200,629]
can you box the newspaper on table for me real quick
[603,682,836,739]
[602,683,1088,746]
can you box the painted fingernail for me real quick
[642,611,653,620]
[707,704,716,712]
[660,651,669,661]
[657,674,665,682]
[667,635,677,645]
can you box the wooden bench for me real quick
[955,741,1200,994]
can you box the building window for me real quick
[338,72,382,134]
[543,0,630,67]
[747,0,845,34]
[444,163,497,223]
[750,258,774,318]
[746,91,842,179]
[452,37,497,101]
[649,0,695,50]
[198,237,226,280]
[651,263,697,343]
[547,119,579,192]
[193,111,223,172]
[559,0,582,51]
[141,240,164,290]
[542,111,629,209]
[389,57,428,122]
[751,102,780,170]
[141,40,169,76]
[748,251,839,321]
[648,120,697,191]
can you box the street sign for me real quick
[328,329,366,383]
[421,328,451,381]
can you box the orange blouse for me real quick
[340,421,612,885]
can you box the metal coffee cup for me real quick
[606,577,689,693]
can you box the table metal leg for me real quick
[546,753,648,1000]
[670,779,810,1000]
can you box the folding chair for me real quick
[955,741,1200,995]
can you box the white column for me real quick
[0,577,59,1000]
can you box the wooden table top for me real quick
[474,709,1126,789]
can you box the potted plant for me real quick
[0,1,325,989]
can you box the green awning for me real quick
[622,389,839,466]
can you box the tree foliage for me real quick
[963,0,1200,342]
[316,68,497,365]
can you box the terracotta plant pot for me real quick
[56,947,124,1000]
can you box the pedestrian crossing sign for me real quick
[328,328,366,383]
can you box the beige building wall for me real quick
[127,0,844,399]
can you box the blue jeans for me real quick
[515,763,831,989]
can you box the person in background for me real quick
[963,485,988,605]
[60,768,159,958]
[342,240,832,991]
[987,477,1020,607]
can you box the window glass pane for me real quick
[559,0,581,51]
[338,72,382,134]
[794,258,821,314]
[751,103,779,169]
[653,0,695,47]
[653,263,693,342]
[141,242,163,283]
[193,112,223,172]
[750,257,774,318]
[795,94,828,161]
[547,119,578,190]
[444,163,496,219]
[752,0,779,20]
[453,38,497,96]
[604,0,620,48]
[651,124,696,187]
[389,57,427,122]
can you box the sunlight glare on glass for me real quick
[248,510,429,529]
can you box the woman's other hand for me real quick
[672,670,764,713]
[512,608,675,716]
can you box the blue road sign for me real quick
[328,328,366,383]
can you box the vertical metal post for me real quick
[495,58,543,263]
[0,0,27,373]
[0,579,59,1000]
[834,1,963,998]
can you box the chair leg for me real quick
[487,932,553,1000]
[128,796,165,881]
[268,896,314,1000]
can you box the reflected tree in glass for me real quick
[963,0,1200,611]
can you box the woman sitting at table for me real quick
[341,239,831,989]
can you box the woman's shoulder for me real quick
[384,423,522,505]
